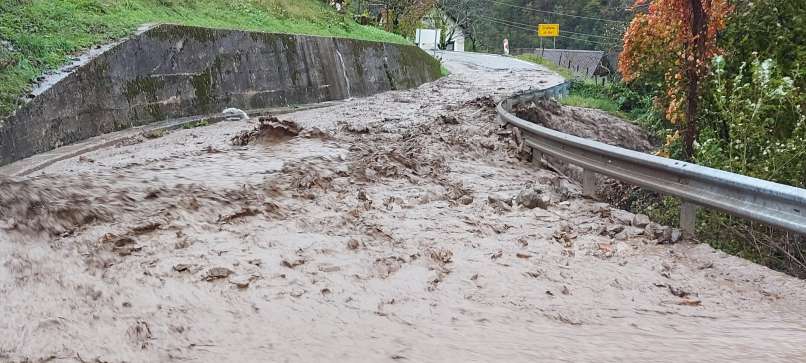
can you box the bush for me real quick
[697,56,806,188]
[720,0,805,91]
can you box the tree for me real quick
[375,0,437,36]
[438,0,483,51]
[619,0,731,159]
[465,0,632,53]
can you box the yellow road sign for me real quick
[538,24,560,37]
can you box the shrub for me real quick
[697,56,806,188]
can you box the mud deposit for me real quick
[513,99,654,152]
[2,56,806,362]
[512,99,658,201]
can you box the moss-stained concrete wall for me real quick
[0,24,441,166]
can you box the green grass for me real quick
[558,80,669,138]
[440,65,450,77]
[182,119,209,129]
[514,55,639,121]
[0,0,409,120]
[515,54,574,80]
[559,94,628,119]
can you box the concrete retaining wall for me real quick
[0,24,441,166]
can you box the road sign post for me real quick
[537,24,559,52]
[538,24,560,37]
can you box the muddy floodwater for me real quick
[2,52,806,362]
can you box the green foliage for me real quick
[560,94,623,116]
[182,119,209,129]
[563,80,669,140]
[0,0,408,119]
[697,56,806,188]
[568,80,643,114]
[574,0,806,276]
[440,64,450,77]
[370,0,437,37]
[620,1,806,275]
[720,0,805,91]
[514,54,573,79]
[692,0,806,188]
[688,53,806,275]
[472,0,630,52]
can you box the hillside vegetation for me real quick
[513,0,805,277]
[0,0,408,120]
[580,0,805,277]
[435,0,631,52]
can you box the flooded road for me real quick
[2,52,806,362]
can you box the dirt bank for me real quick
[512,98,658,205]
[2,58,806,362]
[513,99,654,152]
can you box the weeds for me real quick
[514,54,574,80]
[182,119,209,129]
[142,128,166,139]
[559,95,625,118]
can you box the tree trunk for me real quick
[683,0,707,160]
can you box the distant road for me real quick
[434,50,548,74]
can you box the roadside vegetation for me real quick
[512,55,663,132]
[573,78,806,277]
[0,0,409,120]
[561,81,664,134]
[571,0,805,277]
[440,65,450,77]
[514,54,574,80]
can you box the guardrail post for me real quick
[680,201,698,236]
[582,169,596,198]
[531,147,543,167]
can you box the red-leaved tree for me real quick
[619,0,731,159]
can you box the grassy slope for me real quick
[513,54,634,119]
[514,54,574,80]
[0,0,408,119]
[559,94,626,118]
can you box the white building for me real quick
[442,15,466,52]
[420,11,468,52]
[415,29,441,51]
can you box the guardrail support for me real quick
[582,169,596,198]
[680,201,698,236]
[532,147,543,167]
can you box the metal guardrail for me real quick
[497,82,806,235]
